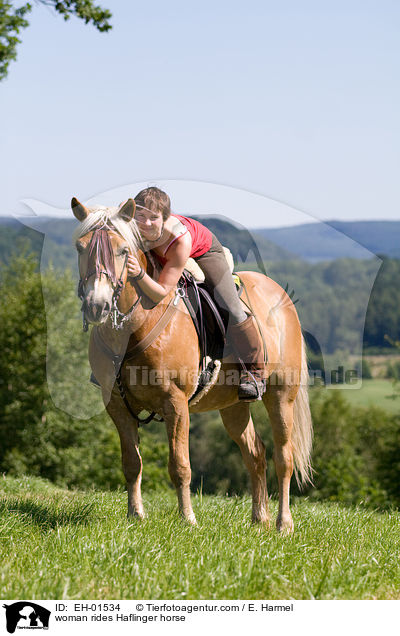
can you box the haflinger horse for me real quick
[72,197,313,533]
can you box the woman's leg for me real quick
[194,235,247,324]
[195,235,265,400]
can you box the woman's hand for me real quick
[127,255,143,279]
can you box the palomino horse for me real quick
[72,197,312,532]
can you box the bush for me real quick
[307,389,400,508]
[385,360,400,380]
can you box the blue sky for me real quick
[0,0,399,227]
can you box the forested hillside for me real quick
[1,217,399,351]
[3,215,400,264]
[0,215,295,268]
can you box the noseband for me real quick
[78,226,141,330]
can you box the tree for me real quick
[0,0,112,81]
[0,246,174,492]
[0,249,120,488]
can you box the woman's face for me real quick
[135,206,164,241]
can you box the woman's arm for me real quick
[127,233,192,303]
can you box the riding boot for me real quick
[229,315,266,401]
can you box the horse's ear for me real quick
[71,197,90,222]
[118,198,136,222]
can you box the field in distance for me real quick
[323,378,400,414]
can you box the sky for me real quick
[0,0,399,228]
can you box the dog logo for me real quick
[3,602,50,633]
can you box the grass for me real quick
[325,379,400,414]
[0,475,399,600]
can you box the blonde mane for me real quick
[73,206,144,254]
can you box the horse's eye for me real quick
[120,247,129,255]
[76,242,84,254]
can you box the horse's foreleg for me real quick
[106,395,145,520]
[164,399,196,525]
[264,390,295,533]
[219,402,270,527]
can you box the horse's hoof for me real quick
[127,510,146,522]
[276,516,294,534]
[251,515,271,530]
[186,514,197,526]
[180,512,197,526]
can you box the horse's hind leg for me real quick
[219,402,270,527]
[263,389,295,533]
[106,395,145,520]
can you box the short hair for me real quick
[134,187,171,221]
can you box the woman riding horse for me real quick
[127,187,265,401]
[72,193,312,531]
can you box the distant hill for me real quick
[0,215,296,269]
[1,216,399,265]
[254,220,400,261]
[329,221,400,258]
[0,217,79,270]
[190,215,296,266]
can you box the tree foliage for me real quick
[0,250,122,488]
[0,0,112,80]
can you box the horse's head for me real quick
[72,197,143,326]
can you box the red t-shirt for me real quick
[172,214,212,258]
[156,215,212,265]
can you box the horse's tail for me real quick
[292,333,313,488]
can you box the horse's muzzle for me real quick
[82,298,111,324]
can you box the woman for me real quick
[128,187,265,401]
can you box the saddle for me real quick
[179,270,239,362]
[176,268,245,403]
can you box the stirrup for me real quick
[238,371,265,402]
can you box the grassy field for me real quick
[0,475,399,600]
[325,379,400,414]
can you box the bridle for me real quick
[77,225,142,331]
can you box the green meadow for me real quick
[329,379,400,414]
[0,475,399,600]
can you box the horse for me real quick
[72,197,313,533]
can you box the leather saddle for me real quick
[178,269,243,366]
